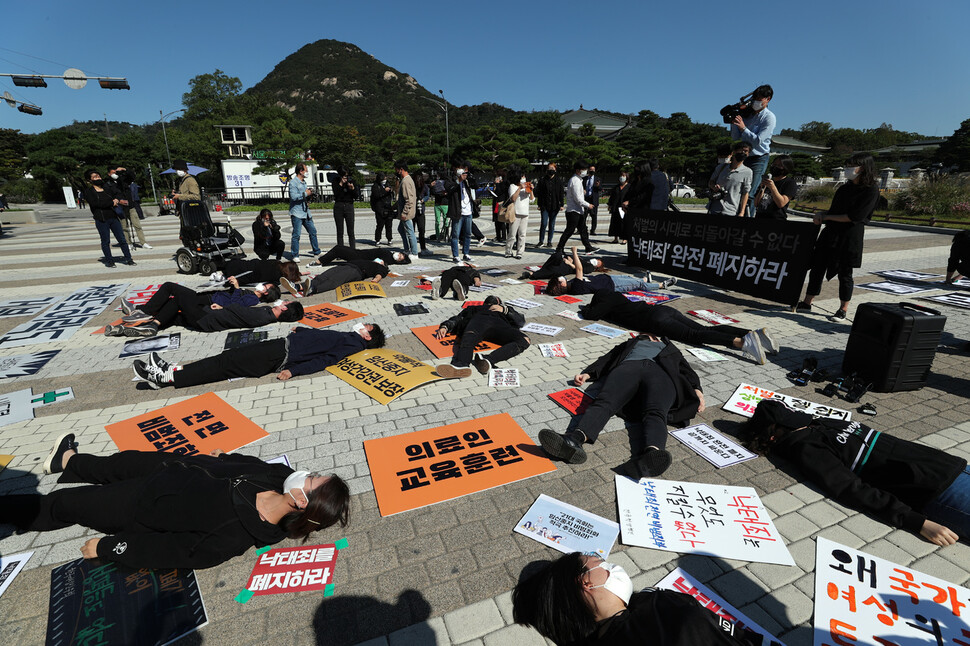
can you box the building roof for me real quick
[771,135,830,152]
[561,108,633,139]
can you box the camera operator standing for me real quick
[729,84,775,217]
[331,167,357,249]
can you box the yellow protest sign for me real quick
[326,349,442,405]
[335,281,387,301]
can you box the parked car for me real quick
[670,183,695,198]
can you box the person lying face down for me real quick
[512,552,768,645]
[1,438,351,570]
[741,399,969,546]
[132,321,384,388]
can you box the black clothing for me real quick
[556,210,593,253]
[947,230,970,275]
[535,174,565,213]
[446,178,478,222]
[252,219,284,260]
[333,202,356,248]
[371,181,395,243]
[649,170,670,211]
[2,451,293,569]
[492,180,509,242]
[224,259,288,284]
[332,180,357,203]
[318,245,404,266]
[567,274,614,295]
[625,175,655,210]
[441,302,526,337]
[309,259,388,295]
[755,176,797,220]
[577,590,765,646]
[530,251,597,280]
[439,266,481,298]
[194,304,278,332]
[84,186,120,222]
[765,407,967,533]
[441,304,528,367]
[608,183,631,238]
[142,283,271,332]
[583,335,702,427]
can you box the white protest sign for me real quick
[687,309,740,325]
[669,424,757,469]
[723,383,852,421]
[0,551,33,600]
[390,280,410,287]
[0,350,59,379]
[556,310,583,321]
[500,278,523,284]
[488,368,520,388]
[539,343,569,358]
[521,322,563,336]
[616,475,793,565]
[0,284,129,349]
[506,298,541,309]
[514,494,620,558]
[687,347,728,362]
[921,292,970,310]
[469,283,499,292]
[581,323,627,338]
[873,269,944,281]
[0,388,35,427]
[814,537,970,646]
[0,296,60,318]
[857,281,938,295]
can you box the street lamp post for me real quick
[158,109,186,169]
[419,90,450,168]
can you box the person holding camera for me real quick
[395,160,419,261]
[729,84,775,217]
[288,163,321,262]
[708,142,752,216]
[370,172,395,245]
[108,165,151,249]
[331,166,357,249]
[754,155,798,220]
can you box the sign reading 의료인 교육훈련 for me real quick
[723,383,852,420]
[326,348,442,405]
[364,413,556,516]
[514,494,620,559]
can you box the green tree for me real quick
[0,128,28,184]
[182,69,243,121]
[935,118,970,171]
[26,130,119,199]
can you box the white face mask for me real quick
[591,259,602,267]
[580,170,588,178]
[176,170,186,177]
[619,176,627,184]
[283,470,311,506]
[752,99,766,111]
[353,322,367,334]
[520,177,527,185]
[588,562,634,604]
[844,166,860,180]
[110,173,119,180]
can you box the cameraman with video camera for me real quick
[723,84,775,217]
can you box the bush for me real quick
[0,178,43,204]
[891,176,970,217]
[797,184,836,203]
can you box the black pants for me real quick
[415,205,427,250]
[493,215,508,242]
[556,211,593,253]
[643,307,747,348]
[373,207,393,243]
[318,245,375,265]
[587,202,600,234]
[440,267,477,298]
[806,260,854,302]
[333,202,356,249]
[453,314,529,367]
[531,252,572,280]
[143,282,210,329]
[254,240,285,260]
[0,452,174,532]
[578,359,675,449]
[174,338,287,388]
[309,264,365,295]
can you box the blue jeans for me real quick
[94,218,131,262]
[610,276,661,293]
[539,209,558,245]
[923,465,970,540]
[745,154,770,217]
[451,212,473,258]
[398,219,418,255]
[290,215,321,257]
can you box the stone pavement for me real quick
[0,207,968,645]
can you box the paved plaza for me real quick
[0,205,969,645]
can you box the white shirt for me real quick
[566,175,587,213]
[511,183,535,216]
[460,181,472,216]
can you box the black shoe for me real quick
[132,359,168,389]
[106,262,117,268]
[119,299,136,315]
[124,322,158,338]
[635,447,672,478]
[124,259,137,266]
[472,356,491,375]
[148,351,172,373]
[832,309,847,320]
[44,433,78,475]
[538,429,587,464]
[793,301,812,313]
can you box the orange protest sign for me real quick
[364,413,556,515]
[411,325,499,360]
[461,301,484,309]
[335,281,387,301]
[548,388,594,416]
[105,392,268,456]
[326,348,442,405]
[300,303,366,329]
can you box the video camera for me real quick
[719,90,756,124]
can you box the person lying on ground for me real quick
[308,244,412,267]
[222,258,302,293]
[283,258,390,297]
[741,398,970,546]
[521,249,607,280]
[430,265,482,300]
[945,230,970,284]
[513,552,770,646]
[434,295,530,379]
[132,322,384,388]
[545,247,676,297]
[538,333,704,478]
[107,281,284,337]
[0,437,350,570]
[579,290,776,365]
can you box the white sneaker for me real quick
[741,332,767,365]
[452,257,462,264]
[141,243,153,249]
[477,237,487,247]
[756,328,779,355]
[408,254,420,262]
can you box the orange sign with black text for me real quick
[364,413,556,516]
[300,303,366,329]
[410,325,499,360]
[105,392,268,456]
[548,388,595,416]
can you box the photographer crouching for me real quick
[722,84,775,217]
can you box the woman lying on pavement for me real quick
[0,437,350,569]
[579,290,776,365]
[429,265,482,301]
[513,552,769,646]
[521,249,607,280]
[741,398,970,546]
[308,244,412,267]
[538,333,703,479]
[284,258,390,297]
[544,247,677,297]
[106,280,282,337]
[434,295,529,379]
[222,258,303,293]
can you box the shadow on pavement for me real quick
[313,588,432,646]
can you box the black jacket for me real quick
[371,181,393,213]
[773,417,966,533]
[84,186,120,223]
[535,174,565,213]
[440,303,525,337]
[95,453,292,569]
[584,336,702,426]
[446,177,478,221]
[332,179,358,203]
[283,328,367,377]
[193,304,279,332]
[224,259,285,284]
[252,219,282,250]
[814,182,880,273]
[625,175,655,210]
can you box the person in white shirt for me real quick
[555,160,597,254]
[505,173,535,259]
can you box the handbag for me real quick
[499,187,519,224]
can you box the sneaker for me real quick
[141,243,153,249]
[436,364,473,379]
[472,355,492,375]
[43,432,78,475]
[453,279,466,301]
[281,277,301,297]
[462,255,473,262]
[125,259,137,266]
[103,324,126,337]
[119,299,136,315]
[661,276,678,290]
[431,285,441,300]
[122,309,152,324]
[741,331,767,365]
[756,328,780,354]
[409,254,420,262]
[452,257,462,264]
[418,249,431,258]
[132,359,167,389]
[537,429,587,464]
[832,309,848,320]
[301,278,312,295]
[794,301,812,313]
[289,254,301,262]
[148,351,173,373]
[583,247,600,255]
[515,254,522,260]
[106,262,117,268]
[124,322,158,338]
[477,237,488,247]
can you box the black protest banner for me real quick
[46,559,207,646]
[627,209,817,305]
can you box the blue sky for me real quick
[2,1,967,139]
